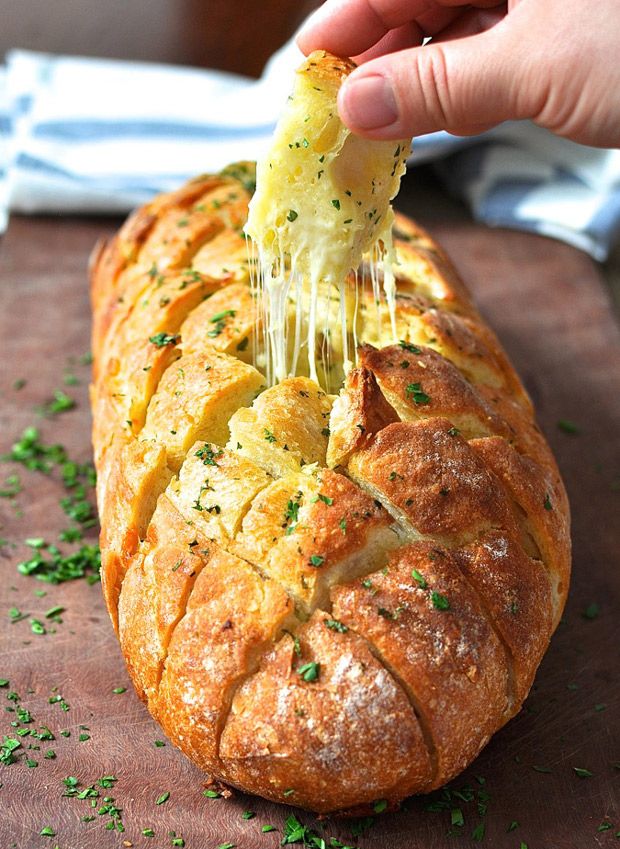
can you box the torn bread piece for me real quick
[245,50,410,386]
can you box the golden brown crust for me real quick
[300,50,356,91]
[219,610,432,811]
[331,541,510,788]
[347,418,520,541]
[326,366,399,468]
[91,155,571,812]
[154,545,293,773]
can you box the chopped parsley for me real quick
[203,789,221,798]
[399,340,422,354]
[297,662,320,683]
[451,808,465,827]
[472,822,485,841]
[264,428,277,443]
[287,209,298,222]
[378,606,404,621]
[309,555,324,567]
[431,592,450,611]
[582,602,600,620]
[149,332,180,348]
[411,568,427,588]
[406,383,431,405]
[557,419,580,435]
[17,542,100,584]
[195,445,222,466]
[324,618,348,633]
[284,493,302,534]
[38,390,75,417]
[573,767,593,778]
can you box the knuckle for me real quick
[405,46,453,130]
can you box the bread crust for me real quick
[91,150,570,813]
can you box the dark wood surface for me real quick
[0,0,318,77]
[1,170,619,849]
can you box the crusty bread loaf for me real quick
[90,162,570,811]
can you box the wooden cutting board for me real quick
[1,171,619,849]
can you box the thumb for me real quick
[338,26,535,139]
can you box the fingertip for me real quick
[337,73,403,138]
[295,25,315,56]
[295,5,331,55]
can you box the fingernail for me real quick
[339,74,399,130]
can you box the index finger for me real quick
[296,0,501,57]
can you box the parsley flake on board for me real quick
[573,767,593,778]
[557,419,580,434]
[38,389,75,417]
[17,543,100,584]
[582,602,600,620]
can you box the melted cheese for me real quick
[245,50,410,390]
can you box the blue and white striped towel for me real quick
[2,38,620,260]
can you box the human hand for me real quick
[297,0,620,148]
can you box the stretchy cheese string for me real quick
[244,51,409,393]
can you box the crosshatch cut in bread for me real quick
[89,50,571,814]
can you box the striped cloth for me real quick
[2,39,620,260]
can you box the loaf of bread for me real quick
[90,56,570,815]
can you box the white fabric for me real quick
[2,41,620,260]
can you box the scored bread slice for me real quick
[91,48,571,816]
